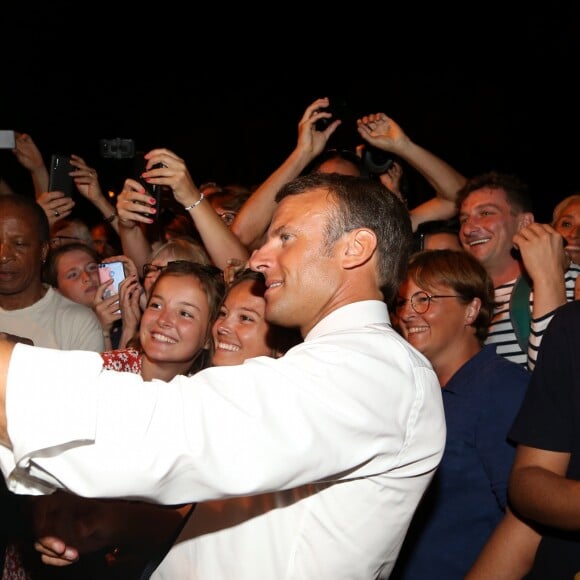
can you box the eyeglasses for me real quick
[395,291,463,314]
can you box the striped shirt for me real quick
[485,263,580,370]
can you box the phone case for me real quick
[48,154,75,197]
[98,262,126,299]
[134,153,162,218]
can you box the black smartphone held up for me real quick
[314,97,350,132]
[48,154,75,197]
[98,261,126,299]
[134,153,164,219]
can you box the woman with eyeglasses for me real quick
[390,250,531,579]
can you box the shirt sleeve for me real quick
[1,336,445,505]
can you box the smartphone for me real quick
[314,97,350,131]
[48,154,75,197]
[134,153,163,219]
[98,261,126,299]
[0,130,16,149]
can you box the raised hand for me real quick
[357,112,411,154]
[36,190,75,226]
[69,154,104,203]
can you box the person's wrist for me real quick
[118,216,137,229]
[103,210,118,224]
[183,192,204,211]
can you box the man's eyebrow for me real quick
[460,202,502,214]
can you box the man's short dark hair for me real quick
[0,194,50,243]
[456,171,533,215]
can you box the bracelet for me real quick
[104,210,117,223]
[184,193,205,211]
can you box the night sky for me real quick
[4,7,580,224]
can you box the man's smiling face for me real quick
[459,188,522,273]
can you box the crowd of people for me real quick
[0,97,579,579]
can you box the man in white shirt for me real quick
[0,172,445,579]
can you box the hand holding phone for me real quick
[134,153,164,219]
[98,261,126,299]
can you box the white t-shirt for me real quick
[0,285,104,351]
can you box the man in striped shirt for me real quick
[457,171,579,370]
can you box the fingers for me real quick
[301,98,329,123]
[117,181,158,223]
[34,536,79,566]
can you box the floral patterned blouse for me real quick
[101,347,143,374]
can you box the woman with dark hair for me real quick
[212,269,301,365]
[102,260,226,379]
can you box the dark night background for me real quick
[3,7,580,225]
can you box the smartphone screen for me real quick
[48,154,75,197]
[0,130,16,149]
[98,261,126,299]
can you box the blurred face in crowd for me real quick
[316,157,361,177]
[50,220,93,249]
[423,232,462,252]
[553,198,580,265]
[212,279,273,366]
[55,248,100,307]
[0,202,48,309]
[91,223,115,259]
[140,273,210,368]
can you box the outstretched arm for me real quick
[231,97,341,249]
[357,112,467,231]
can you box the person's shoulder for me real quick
[48,288,100,320]
[552,299,580,326]
[480,345,531,384]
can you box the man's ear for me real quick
[517,212,534,230]
[342,228,377,269]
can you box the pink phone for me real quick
[98,261,126,299]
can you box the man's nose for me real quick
[248,247,267,272]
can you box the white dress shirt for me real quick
[1,300,445,579]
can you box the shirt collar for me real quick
[305,300,390,341]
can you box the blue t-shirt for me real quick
[392,344,530,579]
